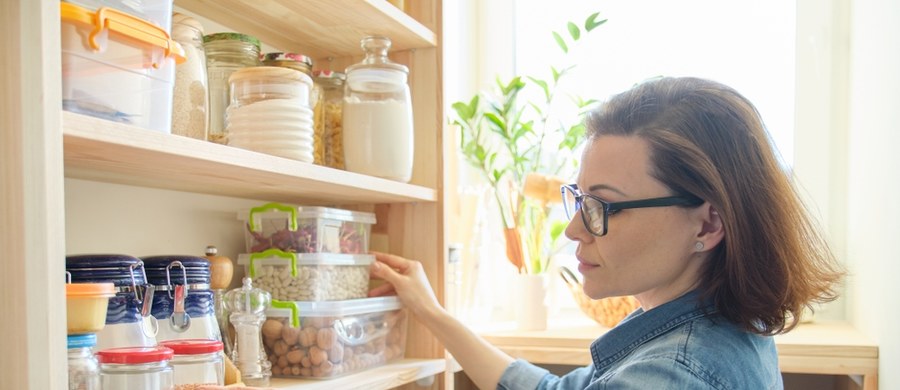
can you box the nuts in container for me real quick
[238,203,375,254]
[262,297,407,379]
[238,250,373,302]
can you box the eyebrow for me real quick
[587,184,628,197]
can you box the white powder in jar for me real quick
[172,39,208,139]
[342,97,413,182]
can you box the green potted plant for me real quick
[451,12,606,277]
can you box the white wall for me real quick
[65,179,267,288]
[846,0,900,388]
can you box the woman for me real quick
[369,77,844,389]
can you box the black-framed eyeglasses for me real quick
[560,183,704,236]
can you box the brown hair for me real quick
[586,77,844,335]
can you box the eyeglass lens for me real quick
[563,186,606,235]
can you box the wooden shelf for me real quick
[478,321,878,389]
[268,358,446,390]
[62,112,437,205]
[175,0,437,58]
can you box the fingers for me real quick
[368,280,396,297]
[371,251,411,272]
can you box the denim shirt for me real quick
[497,290,782,390]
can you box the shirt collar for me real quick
[589,289,716,370]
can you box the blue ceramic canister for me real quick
[65,254,157,349]
[141,255,220,342]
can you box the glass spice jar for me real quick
[170,13,209,140]
[203,32,261,144]
[313,70,346,169]
[343,36,414,182]
[68,334,100,390]
[97,346,175,390]
[159,339,225,389]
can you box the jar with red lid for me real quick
[97,346,175,390]
[159,339,224,388]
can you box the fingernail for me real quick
[371,262,381,271]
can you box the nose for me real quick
[564,209,592,243]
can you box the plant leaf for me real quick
[552,31,568,53]
[549,220,568,242]
[527,76,550,102]
[484,112,506,134]
[585,12,607,32]
[567,22,581,41]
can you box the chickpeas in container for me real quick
[262,297,408,379]
[238,249,373,302]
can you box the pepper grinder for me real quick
[224,277,271,386]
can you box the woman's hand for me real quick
[368,251,443,319]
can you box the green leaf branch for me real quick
[452,12,606,274]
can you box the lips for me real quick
[576,253,600,273]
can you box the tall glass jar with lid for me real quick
[203,32,261,144]
[313,70,346,169]
[171,13,208,140]
[343,36,414,183]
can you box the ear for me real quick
[695,203,724,252]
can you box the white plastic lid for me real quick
[298,206,375,224]
[237,205,375,224]
[238,252,375,267]
[268,296,401,318]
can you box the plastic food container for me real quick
[159,339,225,388]
[66,281,116,334]
[60,2,185,133]
[262,297,407,379]
[238,203,376,254]
[61,0,174,32]
[238,250,373,301]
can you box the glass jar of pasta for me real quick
[313,70,346,169]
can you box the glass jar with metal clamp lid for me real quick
[142,255,220,343]
[66,254,158,349]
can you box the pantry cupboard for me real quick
[0,0,450,389]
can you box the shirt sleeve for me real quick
[497,359,597,390]
[497,359,551,390]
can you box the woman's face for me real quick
[565,135,709,310]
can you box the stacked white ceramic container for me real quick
[225,66,315,163]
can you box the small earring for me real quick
[695,242,705,251]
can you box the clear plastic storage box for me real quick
[238,250,373,302]
[62,0,175,32]
[238,203,376,254]
[261,297,407,379]
[61,2,184,133]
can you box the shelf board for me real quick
[175,0,437,57]
[62,112,437,205]
[478,320,878,376]
[268,358,446,389]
